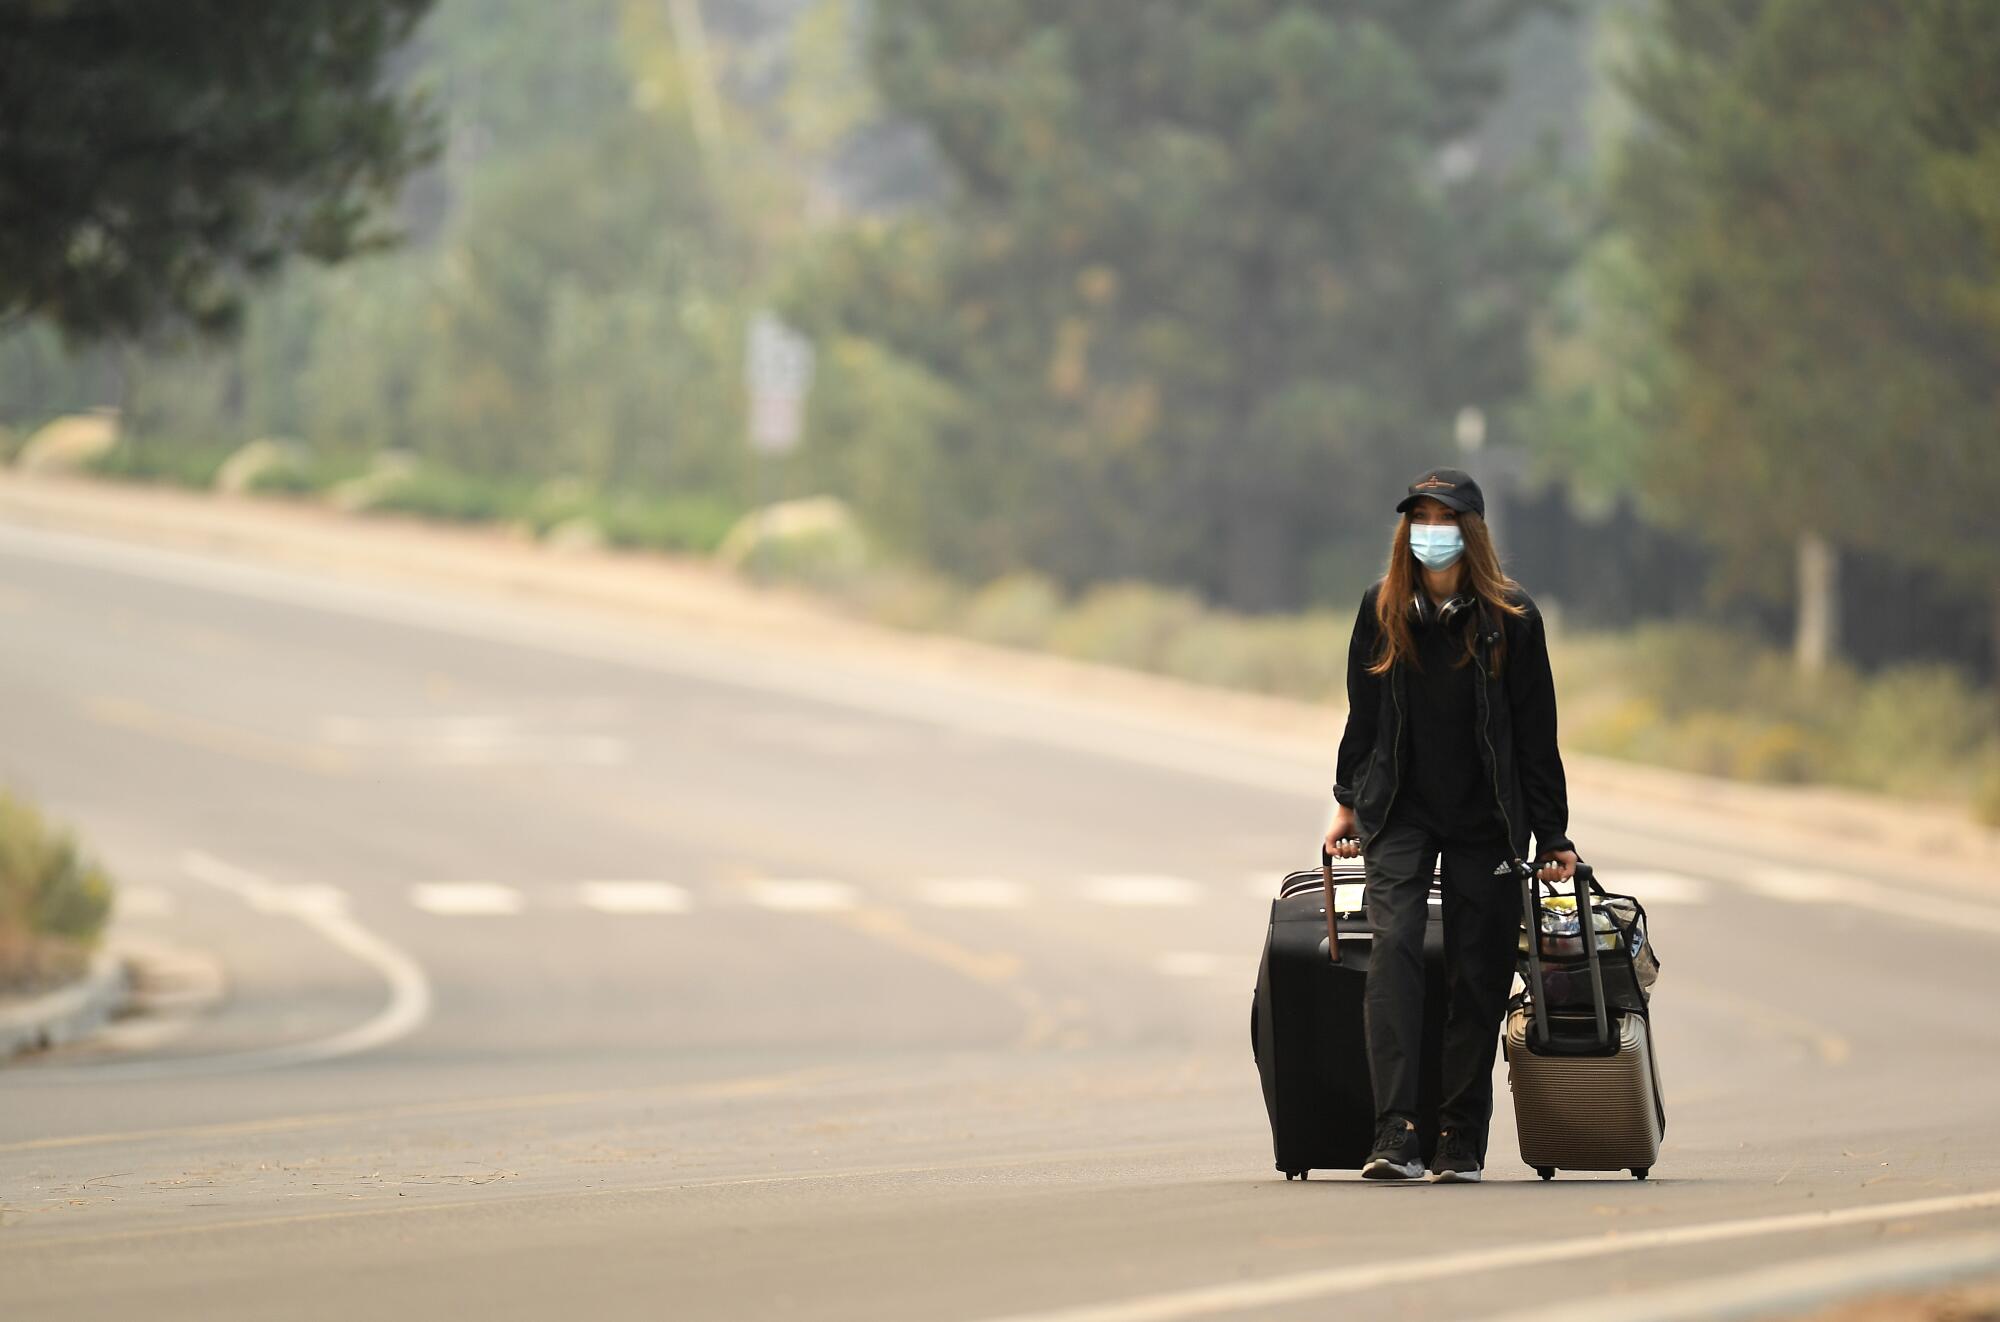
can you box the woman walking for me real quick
[1322,467,1578,1183]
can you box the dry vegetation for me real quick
[0,790,114,994]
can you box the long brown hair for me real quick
[1367,510,1528,676]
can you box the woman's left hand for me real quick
[1534,849,1579,882]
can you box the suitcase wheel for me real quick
[1285,1170,1306,1181]
[1631,1168,1649,1181]
[1537,1166,1556,1181]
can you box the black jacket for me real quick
[1333,581,1573,862]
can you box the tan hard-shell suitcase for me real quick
[1504,1003,1663,1178]
[1505,862,1665,1181]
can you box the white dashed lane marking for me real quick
[916,878,1028,909]
[577,881,692,914]
[1080,875,1203,907]
[409,882,526,916]
[745,879,859,913]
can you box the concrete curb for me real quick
[0,949,132,1062]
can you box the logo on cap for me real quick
[1414,475,1455,491]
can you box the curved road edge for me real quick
[0,950,129,1062]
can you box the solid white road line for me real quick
[977,1187,2000,1322]
[14,851,437,1082]
[1081,875,1203,907]
[409,882,526,916]
[1474,1231,2000,1322]
[917,878,1029,909]
[746,879,859,913]
[577,881,692,914]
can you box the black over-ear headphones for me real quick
[1410,592,1477,631]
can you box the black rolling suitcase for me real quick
[1250,850,1447,1179]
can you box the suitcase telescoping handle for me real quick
[1517,858,1611,1051]
[1312,844,1344,960]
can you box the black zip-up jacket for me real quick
[1333,581,1573,862]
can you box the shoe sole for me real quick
[1430,1169,1483,1183]
[1361,1158,1425,1180]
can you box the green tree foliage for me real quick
[0,0,780,498]
[1607,0,2000,629]
[787,0,1569,609]
[0,0,436,340]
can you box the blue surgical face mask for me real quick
[1408,523,1464,570]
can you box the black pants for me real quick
[1362,812,1519,1160]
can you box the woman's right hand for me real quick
[1323,805,1361,859]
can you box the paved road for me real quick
[2,518,1997,1321]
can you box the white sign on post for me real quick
[746,312,815,455]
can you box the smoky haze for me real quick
[3,3,2000,1320]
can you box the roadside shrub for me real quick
[1726,720,1824,784]
[85,439,235,489]
[524,477,593,536]
[1567,694,1664,762]
[1557,621,1996,810]
[1831,664,1997,796]
[1045,582,1205,671]
[367,467,535,524]
[838,564,960,631]
[595,492,740,554]
[715,497,870,589]
[1977,756,2000,828]
[246,451,369,498]
[958,573,1065,650]
[0,790,114,993]
[1161,611,1347,701]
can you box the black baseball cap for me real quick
[1395,467,1484,518]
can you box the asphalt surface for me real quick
[2,516,1997,1322]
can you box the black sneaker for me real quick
[1361,1117,1423,1180]
[1429,1130,1482,1183]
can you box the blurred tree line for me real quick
[1,0,777,500]
[1535,0,2000,676]
[786,1,1568,609]
[2,0,1996,677]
